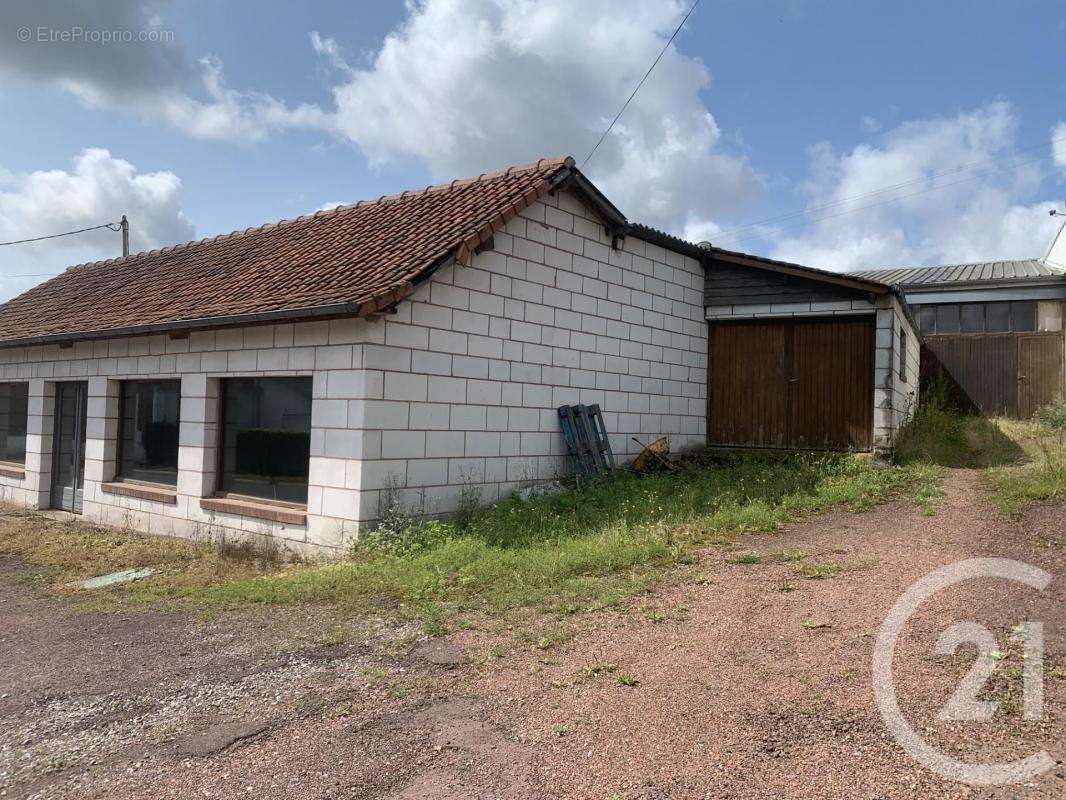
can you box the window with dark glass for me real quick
[960,304,984,334]
[898,327,907,382]
[220,377,312,504]
[119,380,181,484]
[935,304,960,334]
[985,302,1010,332]
[1011,301,1037,332]
[0,383,28,464]
[917,306,935,335]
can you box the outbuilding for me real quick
[0,156,917,554]
[853,227,1066,419]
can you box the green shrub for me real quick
[1035,393,1066,430]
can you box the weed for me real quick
[642,605,666,623]
[989,434,1066,515]
[795,562,842,580]
[731,551,761,565]
[778,580,797,593]
[616,673,639,687]
[454,482,485,531]
[771,549,805,562]
[1035,392,1066,430]
[583,662,617,677]
[895,374,1024,468]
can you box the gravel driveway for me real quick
[1,469,1062,799]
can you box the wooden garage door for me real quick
[708,317,874,451]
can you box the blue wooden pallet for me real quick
[558,403,615,482]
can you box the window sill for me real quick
[101,481,178,505]
[200,496,307,526]
[0,461,25,480]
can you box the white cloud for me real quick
[1053,121,1066,171]
[0,0,331,142]
[0,149,194,300]
[319,0,761,234]
[760,102,1064,270]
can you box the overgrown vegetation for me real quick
[0,450,934,628]
[988,425,1066,515]
[131,451,930,626]
[0,514,286,592]
[894,373,1025,468]
[1035,392,1066,430]
[893,372,1065,515]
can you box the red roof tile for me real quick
[0,156,573,347]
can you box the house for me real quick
[853,223,1066,418]
[0,156,918,555]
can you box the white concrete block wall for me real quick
[0,321,383,555]
[349,190,708,522]
[876,296,921,450]
[0,188,708,550]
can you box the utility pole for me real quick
[120,215,129,257]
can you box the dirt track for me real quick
[1,470,1062,799]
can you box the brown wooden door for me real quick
[1018,334,1065,419]
[789,318,874,449]
[925,335,1017,416]
[923,333,1063,419]
[708,322,789,447]
[708,317,874,451]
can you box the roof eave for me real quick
[708,249,890,294]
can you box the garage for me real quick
[708,317,874,450]
[700,246,921,453]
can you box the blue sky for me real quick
[0,0,1063,301]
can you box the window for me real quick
[985,302,1010,332]
[219,377,312,504]
[1011,301,1037,332]
[935,304,960,333]
[917,306,936,335]
[118,380,181,484]
[898,327,908,382]
[0,383,28,464]
[960,304,984,334]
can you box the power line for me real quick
[582,0,701,169]
[0,220,122,248]
[712,133,1066,242]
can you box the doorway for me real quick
[52,381,88,513]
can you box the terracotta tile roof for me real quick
[0,156,574,347]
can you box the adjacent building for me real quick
[854,224,1066,418]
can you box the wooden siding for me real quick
[705,259,869,307]
[924,332,1064,419]
[708,317,874,451]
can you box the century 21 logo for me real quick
[872,558,1054,786]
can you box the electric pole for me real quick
[120,215,129,257]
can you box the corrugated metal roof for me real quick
[851,259,1066,287]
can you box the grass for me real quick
[894,375,1065,516]
[987,424,1066,515]
[894,374,1027,469]
[0,514,283,591]
[0,450,934,630]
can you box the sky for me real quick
[0,0,1064,302]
